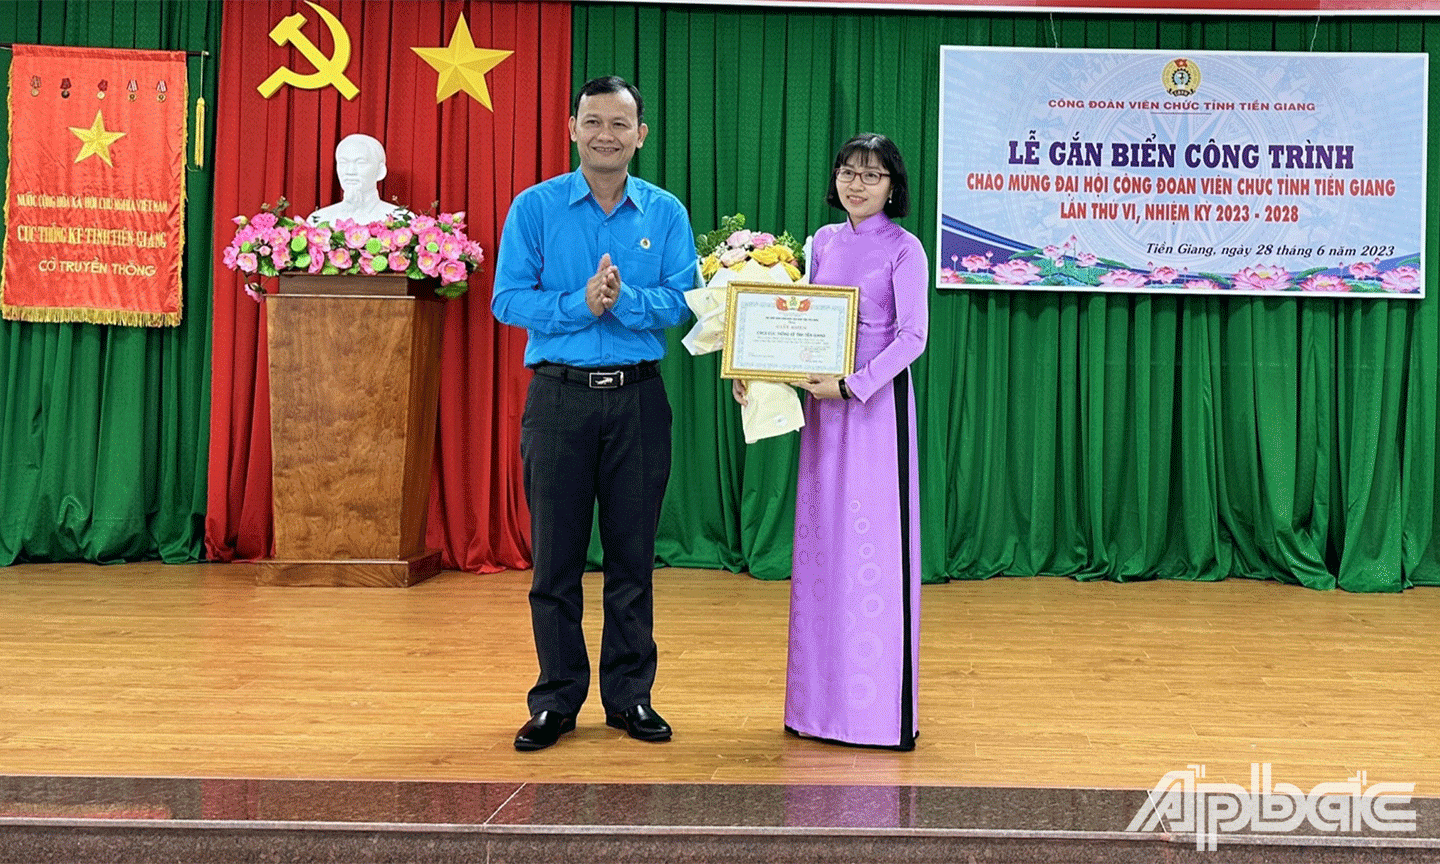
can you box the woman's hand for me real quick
[732,378,748,406]
[795,374,843,400]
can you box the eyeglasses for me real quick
[835,167,890,186]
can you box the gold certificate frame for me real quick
[720,281,859,382]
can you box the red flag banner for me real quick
[1,45,187,326]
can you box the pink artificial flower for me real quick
[726,229,754,249]
[1149,266,1179,284]
[270,247,291,270]
[232,215,249,226]
[1349,260,1379,280]
[328,248,353,269]
[388,252,410,272]
[719,247,748,267]
[222,245,239,268]
[439,259,468,284]
[1380,265,1422,293]
[391,227,414,248]
[1098,269,1148,289]
[992,259,1042,285]
[344,226,372,249]
[438,235,463,258]
[308,251,325,274]
[464,241,484,263]
[1184,279,1221,291]
[251,212,278,230]
[1232,265,1292,292]
[359,254,380,275]
[961,253,991,272]
[235,252,258,273]
[751,232,776,249]
[417,227,445,251]
[410,215,437,232]
[1300,274,1349,293]
[417,249,443,277]
[244,284,265,303]
[1076,252,1097,268]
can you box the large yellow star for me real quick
[69,110,126,166]
[412,14,512,109]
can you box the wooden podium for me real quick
[254,273,444,587]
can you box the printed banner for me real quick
[937,47,1427,298]
[664,0,1440,12]
[2,44,187,325]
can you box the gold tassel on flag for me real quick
[192,52,206,168]
[194,96,205,167]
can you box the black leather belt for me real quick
[531,361,660,389]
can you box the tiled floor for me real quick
[2,775,1439,863]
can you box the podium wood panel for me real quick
[262,279,443,587]
[251,552,443,588]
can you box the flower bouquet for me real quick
[221,198,484,299]
[687,213,809,443]
[696,213,804,283]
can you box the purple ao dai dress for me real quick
[785,211,929,750]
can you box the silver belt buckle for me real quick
[588,370,623,389]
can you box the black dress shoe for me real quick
[513,710,576,751]
[605,704,672,742]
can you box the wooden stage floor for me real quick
[4,563,1440,862]
[1,562,1437,794]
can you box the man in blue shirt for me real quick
[492,76,696,752]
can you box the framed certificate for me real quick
[720,281,859,382]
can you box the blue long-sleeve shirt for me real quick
[491,168,697,367]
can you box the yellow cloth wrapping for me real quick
[739,380,805,444]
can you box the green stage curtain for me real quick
[0,2,219,564]
[574,7,1440,592]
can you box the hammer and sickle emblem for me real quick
[257,1,359,100]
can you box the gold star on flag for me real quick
[70,110,126,166]
[412,14,512,109]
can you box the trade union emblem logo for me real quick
[1162,57,1200,97]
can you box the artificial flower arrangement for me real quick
[696,213,804,282]
[222,197,484,299]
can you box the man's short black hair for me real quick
[571,75,644,124]
[825,133,911,219]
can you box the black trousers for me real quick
[519,369,672,716]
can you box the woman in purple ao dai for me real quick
[736,133,928,750]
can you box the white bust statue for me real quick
[308,133,407,226]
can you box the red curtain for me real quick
[206,0,571,571]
